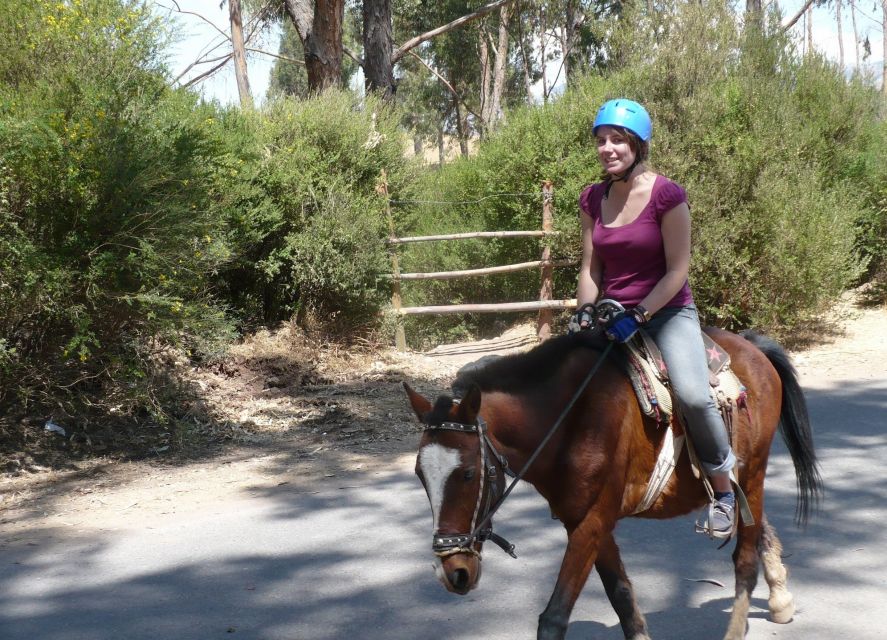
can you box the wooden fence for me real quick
[383,179,577,351]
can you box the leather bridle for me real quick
[423,416,517,559]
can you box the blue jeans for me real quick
[644,305,736,475]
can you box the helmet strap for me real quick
[603,157,643,199]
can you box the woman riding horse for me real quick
[408,99,821,640]
[572,98,737,537]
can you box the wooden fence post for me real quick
[536,180,554,340]
[380,170,407,351]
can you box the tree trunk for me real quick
[437,126,445,168]
[745,0,762,31]
[882,0,887,97]
[487,5,510,129]
[454,99,469,157]
[229,0,253,108]
[284,0,344,92]
[363,0,396,97]
[836,0,844,72]
[516,9,534,103]
[806,6,813,56]
[850,0,859,69]
[479,29,491,127]
[563,1,576,86]
[479,8,509,133]
[413,127,422,156]
[539,5,549,103]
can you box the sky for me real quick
[157,1,884,107]
[158,0,278,106]
[782,0,884,77]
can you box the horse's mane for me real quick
[451,331,606,398]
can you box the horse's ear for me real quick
[403,382,432,421]
[457,383,482,422]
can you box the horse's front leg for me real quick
[596,531,651,640]
[538,514,607,640]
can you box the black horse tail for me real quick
[741,330,823,526]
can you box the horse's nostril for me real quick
[450,568,470,592]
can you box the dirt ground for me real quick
[1,291,885,534]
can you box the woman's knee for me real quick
[676,390,715,417]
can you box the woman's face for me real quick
[595,126,637,175]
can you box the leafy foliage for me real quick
[398,1,884,341]
[0,0,233,421]
[215,91,418,328]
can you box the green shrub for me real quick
[0,0,234,421]
[215,91,419,330]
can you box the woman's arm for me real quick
[637,202,691,315]
[576,213,603,306]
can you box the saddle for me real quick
[621,329,746,430]
[617,329,752,523]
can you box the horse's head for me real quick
[405,382,507,595]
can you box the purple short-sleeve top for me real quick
[578,175,694,308]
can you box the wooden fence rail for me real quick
[397,299,577,316]
[388,230,552,244]
[385,179,576,350]
[388,258,576,281]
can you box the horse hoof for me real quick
[769,593,795,624]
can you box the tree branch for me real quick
[782,0,816,30]
[343,46,365,68]
[183,55,232,87]
[160,1,230,41]
[406,50,482,121]
[247,47,307,65]
[392,0,516,63]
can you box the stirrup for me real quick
[694,500,735,540]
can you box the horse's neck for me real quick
[483,355,640,482]
[485,389,556,474]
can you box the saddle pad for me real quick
[623,331,743,426]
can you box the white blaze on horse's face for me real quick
[419,442,461,532]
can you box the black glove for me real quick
[568,303,596,335]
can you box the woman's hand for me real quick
[568,303,596,334]
[605,307,647,343]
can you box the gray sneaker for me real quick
[696,495,736,539]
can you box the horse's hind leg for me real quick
[596,532,651,640]
[759,514,795,623]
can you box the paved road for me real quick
[2,374,885,639]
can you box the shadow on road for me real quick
[0,381,884,639]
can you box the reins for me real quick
[468,340,615,556]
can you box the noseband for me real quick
[424,417,517,559]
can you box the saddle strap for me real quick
[731,470,755,527]
[632,412,754,528]
[631,426,684,514]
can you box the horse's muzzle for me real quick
[434,554,481,594]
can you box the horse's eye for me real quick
[463,469,475,481]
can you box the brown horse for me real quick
[406,327,821,640]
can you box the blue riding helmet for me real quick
[593,99,652,142]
